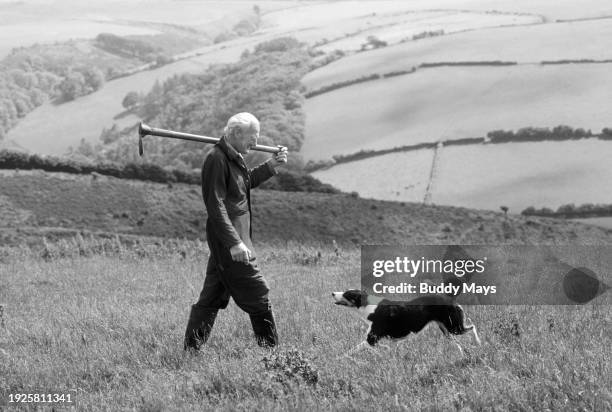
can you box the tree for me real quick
[58,71,86,101]
[122,91,140,110]
[82,67,105,92]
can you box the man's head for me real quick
[224,112,260,154]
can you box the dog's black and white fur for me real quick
[332,290,481,355]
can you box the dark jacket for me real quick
[202,136,276,271]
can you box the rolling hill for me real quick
[0,169,610,249]
[303,19,612,91]
[312,139,612,214]
[303,64,612,160]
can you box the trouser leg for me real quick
[184,256,230,351]
[183,305,218,351]
[221,260,278,347]
[249,309,278,348]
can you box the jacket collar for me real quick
[218,135,244,164]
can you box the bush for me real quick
[122,91,140,110]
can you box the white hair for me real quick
[224,112,259,135]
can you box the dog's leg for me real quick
[471,325,482,345]
[438,322,464,356]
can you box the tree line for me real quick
[305,125,611,171]
[79,37,314,172]
[0,149,338,193]
[522,203,612,218]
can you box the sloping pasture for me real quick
[303,64,612,160]
[303,19,612,91]
[312,149,434,203]
[314,11,539,53]
[432,139,612,212]
[312,139,612,214]
[0,0,285,59]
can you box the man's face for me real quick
[230,124,259,154]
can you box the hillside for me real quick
[303,64,612,160]
[312,139,612,214]
[303,19,612,91]
[1,169,610,249]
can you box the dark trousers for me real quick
[194,255,271,315]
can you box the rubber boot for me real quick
[249,310,278,348]
[184,305,218,351]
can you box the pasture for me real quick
[312,139,612,215]
[0,0,283,59]
[303,19,612,91]
[0,242,610,410]
[314,11,539,54]
[302,64,612,160]
[573,217,612,230]
[312,149,434,203]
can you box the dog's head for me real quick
[332,289,368,308]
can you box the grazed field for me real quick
[303,64,612,160]
[432,140,612,212]
[312,149,434,203]
[303,19,612,91]
[312,140,612,215]
[0,243,610,410]
[0,0,284,58]
[573,217,612,230]
[314,11,539,54]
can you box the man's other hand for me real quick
[230,242,251,264]
[268,147,288,169]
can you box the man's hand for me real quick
[268,147,288,169]
[230,241,251,264]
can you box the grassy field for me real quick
[3,169,612,247]
[432,140,612,212]
[303,64,612,160]
[573,217,612,230]
[264,6,538,53]
[314,11,539,54]
[303,19,612,91]
[0,241,610,410]
[312,140,612,216]
[312,149,434,203]
[0,0,285,58]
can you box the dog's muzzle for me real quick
[332,292,350,306]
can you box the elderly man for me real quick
[184,112,288,350]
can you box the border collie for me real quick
[332,290,481,355]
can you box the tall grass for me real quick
[0,241,610,410]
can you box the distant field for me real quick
[572,217,612,230]
[303,19,612,91]
[264,6,539,53]
[0,22,160,59]
[263,0,612,39]
[0,0,287,58]
[315,11,539,53]
[303,64,612,161]
[313,140,612,215]
[312,150,434,203]
[432,140,612,212]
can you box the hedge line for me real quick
[0,150,338,193]
[304,126,612,172]
[522,203,612,218]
